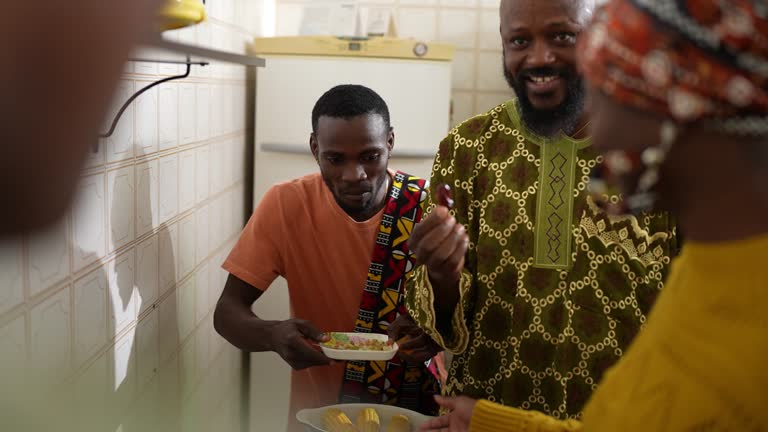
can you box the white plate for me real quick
[296,403,433,432]
[320,332,398,361]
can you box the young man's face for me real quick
[500,0,590,136]
[311,114,393,220]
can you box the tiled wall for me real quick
[275,0,511,126]
[0,1,267,430]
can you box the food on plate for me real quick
[323,408,356,432]
[356,407,381,432]
[321,333,392,351]
[385,414,411,432]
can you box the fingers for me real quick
[398,348,434,364]
[285,340,332,370]
[387,315,412,341]
[424,224,468,272]
[419,414,451,431]
[293,319,328,342]
[410,207,453,248]
[398,333,431,351]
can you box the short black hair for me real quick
[311,84,391,133]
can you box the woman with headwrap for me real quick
[420,0,768,430]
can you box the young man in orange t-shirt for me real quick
[213,85,441,432]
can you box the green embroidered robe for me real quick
[406,100,678,419]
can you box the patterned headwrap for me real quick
[579,0,768,135]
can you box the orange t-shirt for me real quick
[222,173,385,432]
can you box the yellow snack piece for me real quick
[323,408,357,432]
[356,408,380,432]
[385,414,411,432]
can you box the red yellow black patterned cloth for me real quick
[579,0,768,133]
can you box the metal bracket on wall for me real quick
[96,58,208,151]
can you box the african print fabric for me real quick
[405,101,679,419]
[340,171,440,415]
[580,0,768,132]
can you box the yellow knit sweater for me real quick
[470,234,768,431]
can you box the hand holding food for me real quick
[269,319,332,370]
[409,184,469,288]
[387,314,442,364]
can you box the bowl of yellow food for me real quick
[319,332,398,361]
[297,403,432,432]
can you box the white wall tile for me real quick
[479,9,501,50]
[451,91,476,126]
[136,85,159,156]
[106,81,135,163]
[108,251,138,336]
[397,8,437,41]
[211,85,224,137]
[223,190,236,241]
[210,141,225,196]
[223,139,235,189]
[159,154,179,224]
[0,315,26,371]
[234,85,246,131]
[196,145,211,204]
[136,235,159,313]
[179,337,197,399]
[158,223,178,295]
[73,173,106,272]
[440,0,477,6]
[476,92,512,113]
[438,9,478,49]
[224,85,235,134]
[209,197,225,252]
[28,217,69,297]
[74,266,108,368]
[136,159,159,238]
[195,323,210,379]
[178,214,197,280]
[179,150,197,213]
[276,3,303,36]
[177,277,196,343]
[136,310,159,392]
[196,205,210,265]
[400,0,438,5]
[109,329,136,402]
[480,0,500,8]
[232,137,246,184]
[452,51,476,89]
[477,51,509,90]
[209,251,227,311]
[180,84,197,145]
[30,287,71,381]
[195,262,210,324]
[108,166,136,252]
[0,239,23,316]
[74,353,109,419]
[196,85,212,141]
[159,83,179,151]
[158,293,179,365]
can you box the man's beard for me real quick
[504,62,586,138]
